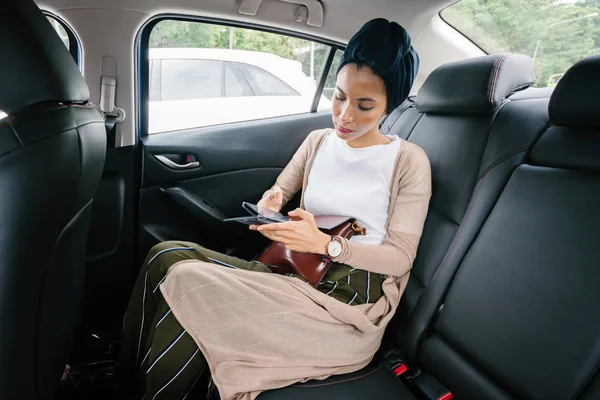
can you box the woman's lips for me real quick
[337,126,353,134]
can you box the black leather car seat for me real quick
[385,54,547,361]
[0,0,107,398]
[418,53,600,399]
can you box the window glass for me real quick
[224,62,253,97]
[149,60,162,101]
[146,19,336,134]
[235,62,297,96]
[441,0,600,88]
[160,59,222,101]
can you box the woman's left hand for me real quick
[250,208,330,254]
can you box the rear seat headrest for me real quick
[416,53,535,115]
[549,54,600,129]
[0,0,90,115]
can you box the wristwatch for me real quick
[326,235,342,258]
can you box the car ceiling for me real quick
[38,0,456,43]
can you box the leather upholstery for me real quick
[548,54,600,129]
[0,0,89,115]
[416,54,535,115]
[418,54,600,399]
[423,160,600,399]
[389,79,548,363]
[0,1,106,399]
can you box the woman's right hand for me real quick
[257,186,283,212]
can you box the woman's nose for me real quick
[340,103,354,123]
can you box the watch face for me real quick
[327,240,342,257]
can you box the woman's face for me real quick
[331,64,388,143]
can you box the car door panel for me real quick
[139,111,333,263]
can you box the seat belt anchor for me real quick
[99,76,125,123]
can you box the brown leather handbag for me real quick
[256,216,366,287]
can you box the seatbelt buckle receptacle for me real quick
[409,371,453,400]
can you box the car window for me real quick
[160,59,222,101]
[441,0,600,88]
[149,60,162,101]
[145,19,337,134]
[224,62,253,97]
[234,62,298,96]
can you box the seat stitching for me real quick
[0,119,104,158]
[488,55,509,106]
[418,147,529,300]
[487,57,504,104]
[491,55,509,104]
[478,146,530,180]
[490,55,508,103]
[292,366,381,388]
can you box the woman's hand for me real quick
[257,186,283,212]
[250,208,331,254]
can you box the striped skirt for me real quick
[119,241,384,399]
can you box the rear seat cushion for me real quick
[416,53,535,115]
[419,54,600,400]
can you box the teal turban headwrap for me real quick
[337,18,419,113]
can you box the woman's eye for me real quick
[359,105,374,111]
[335,95,346,101]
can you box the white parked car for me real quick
[148,48,331,134]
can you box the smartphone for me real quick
[223,202,289,225]
[242,202,289,223]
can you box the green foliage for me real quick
[149,20,219,48]
[442,0,600,87]
[149,21,332,84]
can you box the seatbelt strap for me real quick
[379,95,416,134]
[104,114,117,148]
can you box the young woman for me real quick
[120,18,431,400]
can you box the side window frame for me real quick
[136,15,344,137]
[44,12,81,68]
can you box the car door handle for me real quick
[154,155,200,170]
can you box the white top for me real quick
[303,131,402,245]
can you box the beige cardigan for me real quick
[160,128,431,400]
